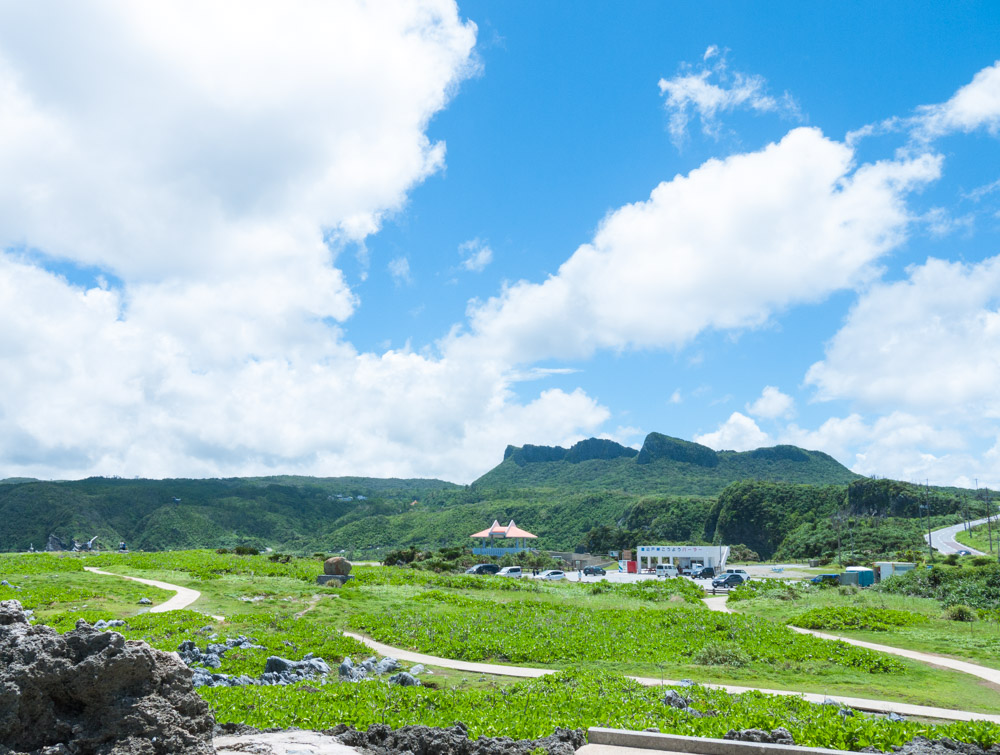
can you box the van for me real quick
[465,563,500,575]
[497,566,522,578]
[655,564,679,578]
[725,568,749,581]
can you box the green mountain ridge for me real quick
[474,432,859,495]
[0,434,979,559]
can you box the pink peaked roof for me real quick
[470,519,538,539]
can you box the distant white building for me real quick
[636,544,730,572]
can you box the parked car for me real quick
[692,566,715,579]
[725,568,750,580]
[583,565,606,576]
[465,563,500,575]
[810,573,840,586]
[957,550,972,556]
[497,566,522,578]
[655,564,679,578]
[538,569,565,580]
[711,573,746,589]
[680,563,704,576]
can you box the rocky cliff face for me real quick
[504,438,638,466]
[635,432,719,467]
[0,600,214,755]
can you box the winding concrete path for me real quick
[83,566,223,619]
[85,569,1000,723]
[703,594,1000,685]
[342,629,1000,723]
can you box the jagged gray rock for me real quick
[661,689,690,708]
[890,736,1000,755]
[0,600,213,755]
[387,671,419,687]
[725,728,796,745]
[329,722,584,755]
[92,620,126,631]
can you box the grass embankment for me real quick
[3,550,1000,748]
[955,523,1000,556]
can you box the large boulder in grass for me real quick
[0,600,214,755]
[323,557,352,576]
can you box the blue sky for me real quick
[1,2,999,485]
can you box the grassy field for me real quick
[728,579,1000,671]
[2,550,1000,749]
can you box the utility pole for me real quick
[986,486,995,555]
[922,481,933,562]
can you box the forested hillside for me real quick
[0,435,985,560]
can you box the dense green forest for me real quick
[0,434,990,559]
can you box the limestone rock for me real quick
[0,600,214,754]
[323,557,352,576]
[330,723,585,755]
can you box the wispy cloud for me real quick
[458,238,493,272]
[658,47,801,147]
[388,256,413,286]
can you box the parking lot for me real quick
[524,562,813,590]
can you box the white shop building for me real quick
[637,544,730,572]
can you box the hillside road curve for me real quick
[926,518,989,555]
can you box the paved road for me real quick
[926,518,989,555]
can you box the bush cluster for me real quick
[792,606,928,632]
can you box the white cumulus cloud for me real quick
[0,2,620,483]
[695,412,770,451]
[913,60,1000,140]
[451,128,940,366]
[746,386,794,419]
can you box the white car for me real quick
[655,564,679,578]
[538,569,565,580]
[725,568,750,581]
[497,566,522,578]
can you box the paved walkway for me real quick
[703,594,1000,686]
[343,630,1000,723]
[83,566,224,619]
[927,518,988,555]
[86,569,1000,723]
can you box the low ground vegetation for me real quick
[3,550,1000,750]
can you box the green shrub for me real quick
[944,604,977,622]
[727,578,803,603]
[233,546,260,556]
[693,644,751,668]
[793,606,927,632]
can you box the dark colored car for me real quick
[465,563,500,575]
[583,566,606,576]
[693,566,715,579]
[956,550,972,556]
[711,573,745,588]
[810,573,840,586]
